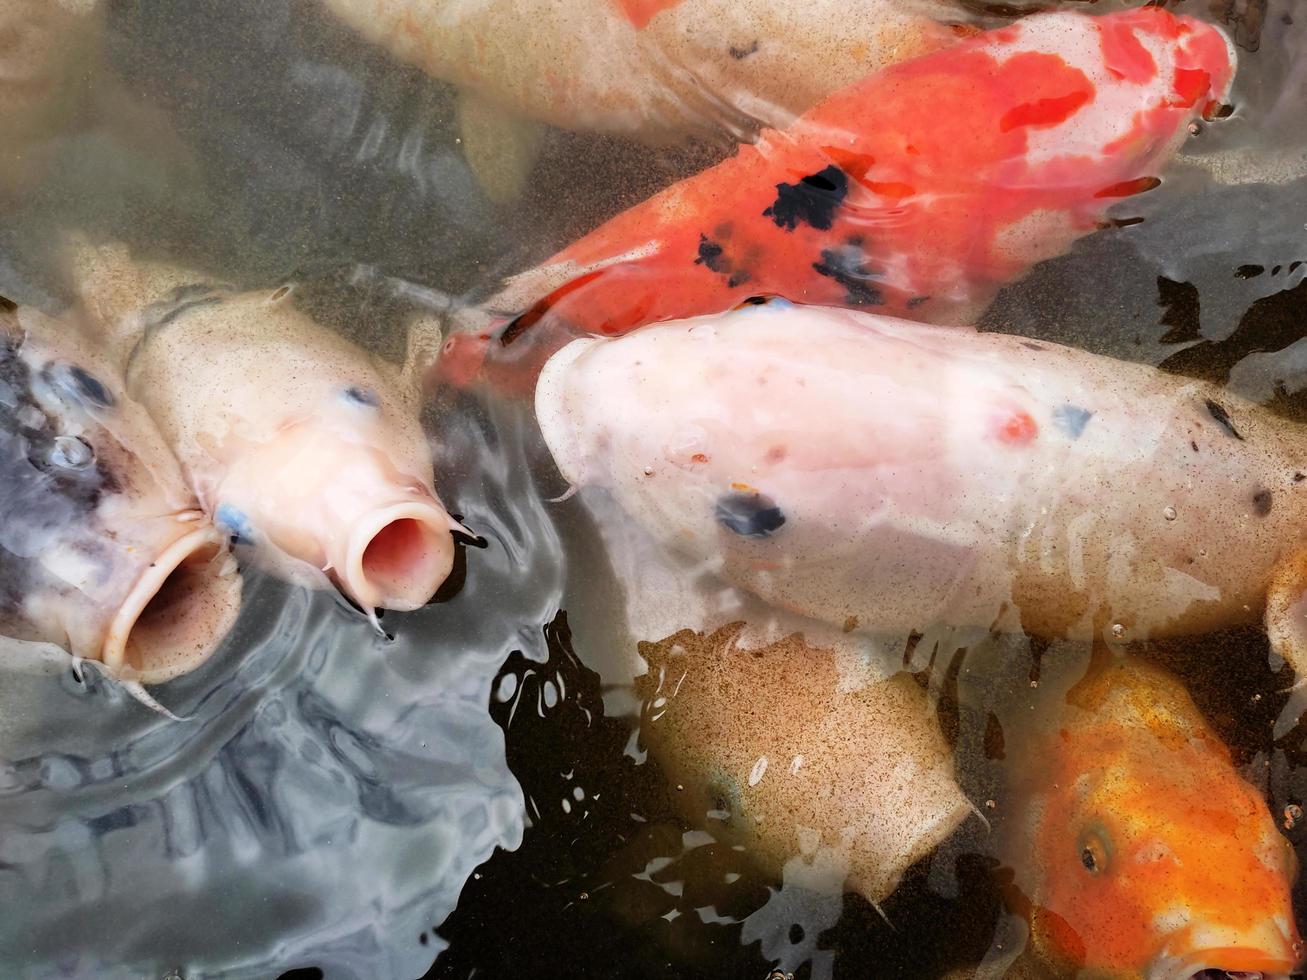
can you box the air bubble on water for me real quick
[748,756,769,787]
[643,465,655,476]
[1111,624,1126,639]
[1163,506,1177,521]
[1285,804,1302,830]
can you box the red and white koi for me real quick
[443,8,1236,394]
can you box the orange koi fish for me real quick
[1003,659,1302,979]
[440,8,1235,393]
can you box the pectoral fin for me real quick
[457,91,544,205]
[1263,547,1307,735]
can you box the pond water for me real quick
[1,0,1306,977]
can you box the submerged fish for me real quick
[1002,657,1301,978]
[317,0,962,142]
[536,302,1307,683]
[442,8,1236,393]
[0,300,241,683]
[637,625,969,906]
[67,247,464,615]
[0,0,101,140]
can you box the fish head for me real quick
[2,307,240,683]
[1010,663,1302,980]
[121,285,463,614]
[938,8,1238,278]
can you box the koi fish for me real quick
[317,0,962,174]
[0,300,241,684]
[535,302,1307,684]
[64,245,464,616]
[441,8,1236,393]
[1002,657,1301,978]
[637,624,969,906]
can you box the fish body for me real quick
[536,303,1307,653]
[318,0,960,142]
[1003,658,1302,978]
[0,303,240,683]
[637,625,969,905]
[444,8,1235,392]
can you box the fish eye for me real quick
[56,364,115,408]
[1079,830,1110,875]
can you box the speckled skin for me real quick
[1004,658,1301,978]
[68,245,462,613]
[0,303,240,683]
[637,625,969,905]
[317,0,961,141]
[537,304,1307,657]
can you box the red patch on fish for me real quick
[614,0,684,30]
[1172,67,1212,107]
[997,54,1095,132]
[994,409,1039,445]
[1100,20,1158,83]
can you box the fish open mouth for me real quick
[102,526,243,684]
[340,501,457,611]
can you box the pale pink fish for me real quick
[536,302,1307,680]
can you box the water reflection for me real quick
[2,0,1307,976]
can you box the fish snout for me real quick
[1155,925,1303,980]
[332,496,459,612]
[101,522,243,684]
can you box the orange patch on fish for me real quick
[613,0,685,30]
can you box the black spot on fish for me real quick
[1235,264,1265,280]
[1191,440,1200,453]
[728,39,759,59]
[343,385,379,407]
[1204,398,1244,440]
[1295,472,1305,482]
[906,295,931,309]
[1253,488,1273,516]
[715,491,786,538]
[813,243,884,306]
[694,234,751,289]
[695,235,727,273]
[739,295,770,306]
[59,365,115,408]
[764,165,849,232]
[1052,405,1094,439]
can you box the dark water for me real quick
[1,0,1306,977]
